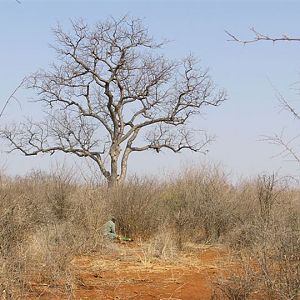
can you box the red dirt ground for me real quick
[26,243,231,300]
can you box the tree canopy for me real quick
[1,16,226,185]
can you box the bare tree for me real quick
[1,17,226,186]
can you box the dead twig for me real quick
[0,78,25,120]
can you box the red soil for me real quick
[26,243,231,300]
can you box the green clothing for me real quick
[103,220,117,239]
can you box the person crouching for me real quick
[103,217,118,240]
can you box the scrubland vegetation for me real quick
[0,166,298,299]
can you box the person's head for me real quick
[111,217,116,223]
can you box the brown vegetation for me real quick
[0,167,298,299]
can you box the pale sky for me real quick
[0,0,299,181]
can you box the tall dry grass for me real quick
[211,174,299,300]
[0,167,298,298]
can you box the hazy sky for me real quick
[0,0,299,181]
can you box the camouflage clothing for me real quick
[103,220,117,239]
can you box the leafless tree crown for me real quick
[1,16,226,185]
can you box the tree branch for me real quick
[0,78,26,120]
[225,28,300,44]
[261,131,300,164]
[1,16,225,185]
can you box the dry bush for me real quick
[211,265,258,300]
[161,167,235,249]
[140,228,178,261]
[162,183,198,250]
[253,223,299,299]
[223,175,287,249]
[104,176,163,238]
[0,246,30,300]
[212,236,299,300]
[0,169,109,298]
[0,167,298,299]
[212,174,300,300]
[193,170,235,241]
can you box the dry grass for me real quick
[0,167,298,299]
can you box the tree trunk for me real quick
[107,176,118,187]
[108,143,120,187]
